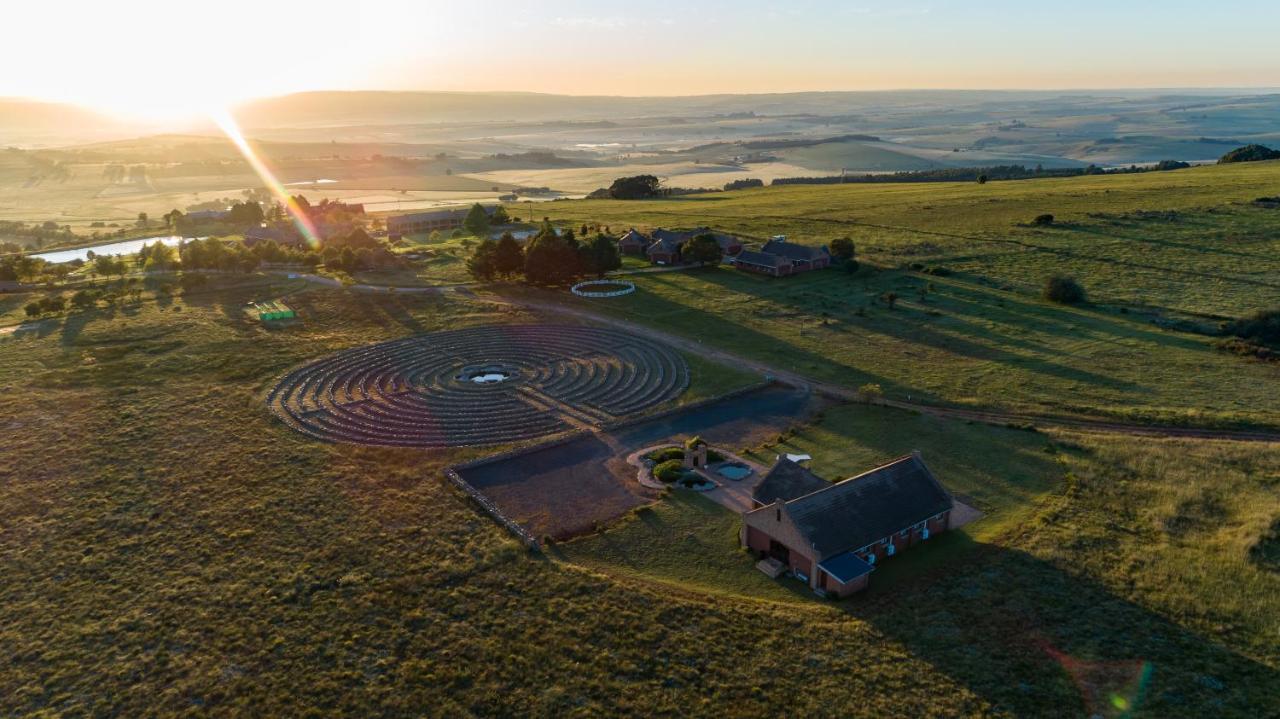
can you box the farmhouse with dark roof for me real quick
[730,236,831,276]
[617,228,650,255]
[741,453,954,597]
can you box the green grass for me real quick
[559,408,1280,715]
[556,492,804,602]
[677,350,763,404]
[519,265,1280,429]
[7,162,1280,715]
[548,161,1280,317]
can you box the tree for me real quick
[579,233,621,278]
[136,212,149,228]
[462,203,490,238]
[493,232,525,278]
[466,239,499,281]
[883,292,898,310]
[524,229,583,286]
[685,233,723,268]
[607,174,661,199]
[490,205,510,225]
[139,241,177,271]
[1031,214,1055,226]
[326,227,378,250]
[1043,275,1086,304]
[71,289,98,310]
[829,237,855,263]
[229,201,265,226]
[977,174,989,185]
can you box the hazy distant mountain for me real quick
[229,89,1141,129]
[0,99,134,147]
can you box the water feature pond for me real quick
[33,235,191,264]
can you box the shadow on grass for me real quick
[846,542,1280,717]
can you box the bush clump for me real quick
[1031,214,1055,226]
[654,459,686,483]
[1043,275,1086,304]
[1224,308,1280,348]
[648,447,684,463]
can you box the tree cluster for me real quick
[606,175,662,200]
[466,221,620,286]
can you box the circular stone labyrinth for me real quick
[268,324,689,448]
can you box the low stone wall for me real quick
[443,467,542,551]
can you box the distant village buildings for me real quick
[742,453,954,597]
[617,227,744,266]
[616,227,828,277]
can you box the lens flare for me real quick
[210,109,322,248]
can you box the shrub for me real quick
[654,460,685,483]
[1031,214,1055,226]
[1215,338,1278,362]
[707,450,726,463]
[648,447,684,463]
[1043,275,1086,304]
[1224,308,1280,347]
[857,383,884,402]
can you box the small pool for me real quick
[717,463,752,480]
[471,372,509,384]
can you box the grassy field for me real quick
[5,161,1280,717]
[544,161,1280,317]
[497,162,1280,428]
[561,411,1280,715]
[2,277,1277,716]
[507,264,1280,429]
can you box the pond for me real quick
[33,235,191,264]
[717,463,752,480]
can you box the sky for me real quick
[4,0,1278,120]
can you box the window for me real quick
[776,509,781,522]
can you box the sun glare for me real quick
[210,109,322,247]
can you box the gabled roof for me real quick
[762,239,830,261]
[647,234,683,254]
[753,458,830,505]
[818,552,875,583]
[618,229,650,245]
[733,249,789,269]
[785,453,953,557]
[713,234,742,251]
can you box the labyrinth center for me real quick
[268,324,690,447]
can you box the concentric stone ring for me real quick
[267,324,689,447]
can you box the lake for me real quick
[33,235,190,264]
